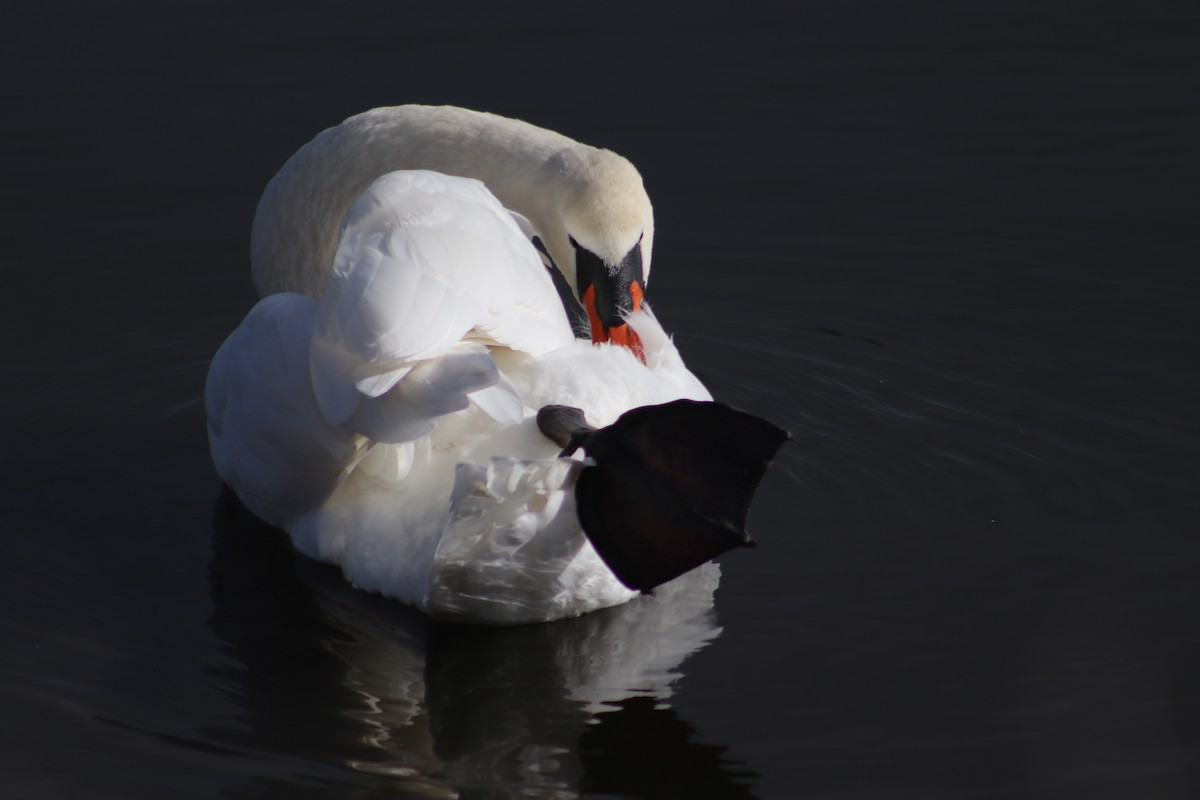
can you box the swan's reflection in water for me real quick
[209,489,757,798]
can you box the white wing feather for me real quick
[309,171,572,427]
[349,345,499,444]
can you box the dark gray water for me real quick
[3,2,1199,797]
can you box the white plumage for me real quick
[250,105,655,304]
[208,170,710,624]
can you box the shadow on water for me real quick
[207,487,759,798]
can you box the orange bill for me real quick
[582,283,645,363]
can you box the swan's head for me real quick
[539,148,654,355]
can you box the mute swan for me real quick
[251,105,652,351]
[208,170,786,624]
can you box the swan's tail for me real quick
[538,400,791,593]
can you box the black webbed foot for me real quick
[539,399,790,593]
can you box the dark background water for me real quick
[3,1,1198,797]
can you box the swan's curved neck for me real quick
[251,106,581,298]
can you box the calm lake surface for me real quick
[3,2,1198,797]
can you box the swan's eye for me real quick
[569,235,581,251]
